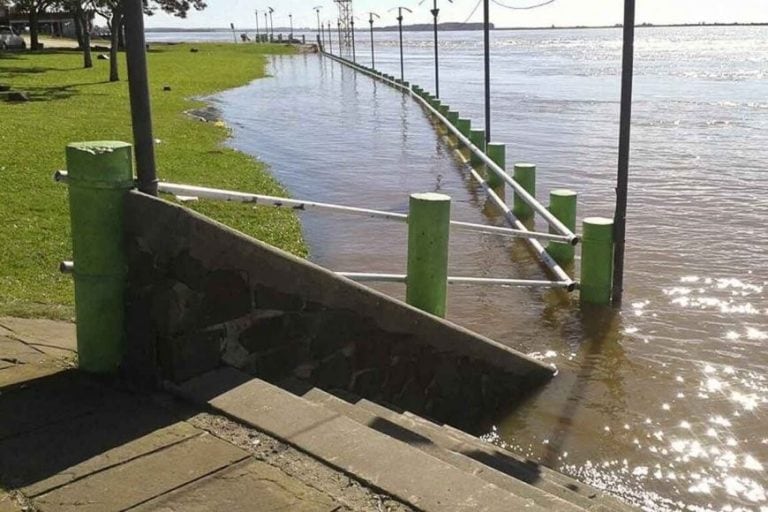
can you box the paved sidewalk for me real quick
[0,319,346,512]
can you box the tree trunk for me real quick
[109,10,122,82]
[73,8,84,49]
[29,6,39,50]
[118,21,125,50]
[78,7,92,68]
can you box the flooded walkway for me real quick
[210,33,768,511]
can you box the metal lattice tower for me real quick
[334,0,354,48]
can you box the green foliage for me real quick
[0,43,306,319]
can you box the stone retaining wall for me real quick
[123,192,553,429]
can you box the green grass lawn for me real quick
[0,43,307,319]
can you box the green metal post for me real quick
[439,104,449,117]
[406,193,451,318]
[512,163,536,219]
[547,190,578,265]
[469,128,486,167]
[486,142,505,189]
[447,110,459,125]
[580,217,614,305]
[65,141,134,373]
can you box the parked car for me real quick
[0,26,26,50]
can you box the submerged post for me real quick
[512,163,536,219]
[406,193,451,318]
[547,190,577,264]
[581,217,614,305]
[65,142,134,373]
[612,0,637,307]
[486,142,505,189]
[469,128,486,167]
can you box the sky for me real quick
[144,0,768,29]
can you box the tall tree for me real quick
[13,0,56,50]
[64,0,93,68]
[96,0,206,82]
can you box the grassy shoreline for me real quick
[0,43,307,319]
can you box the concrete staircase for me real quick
[175,368,637,512]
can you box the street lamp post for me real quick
[314,6,323,49]
[328,21,333,53]
[350,18,356,63]
[423,0,452,98]
[289,14,293,41]
[337,18,342,51]
[255,9,260,42]
[268,7,274,41]
[390,7,412,81]
[264,12,269,41]
[368,12,379,68]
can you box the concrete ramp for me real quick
[123,191,553,430]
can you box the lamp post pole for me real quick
[390,7,412,81]
[612,0,637,307]
[264,12,269,41]
[255,9,260,42]
[268,7,274,41]
[350,18,356,62]
[124,0,157,195]
[368,13,378,68]
[483,0,491,141]
[289,13,293,41]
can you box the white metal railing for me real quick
[157,182,574,245]
[320,51,577,288]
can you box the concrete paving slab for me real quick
[0,338,43,359]
[0,363,61,388]
[0,318,76,358]
[179,369,547,512]
[0,397,199,496]
[35,433,248,512]
[131,459,340,512]
[0,370,114,440]
[0,490,21,512]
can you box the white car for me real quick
[0,26,26,50]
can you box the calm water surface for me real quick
[167,27,767,511]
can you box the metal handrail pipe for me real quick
[411,93,578,243]
[157,183,571,244]
[336,272,574,290]
[467,166,574,285]
[321,51,578,244]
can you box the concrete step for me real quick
[175,368,550,512]
[302,388,587,512]
[351,399,635,512]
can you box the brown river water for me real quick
[194,27,768,512]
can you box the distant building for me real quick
[0,6,93,39]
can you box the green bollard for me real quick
[512,163,536,219]
[486,143,506,189]
[456,118,471,139]
[580,217,614,305]
[65,141,134,374]
[469,128,486,167]
[547,190,578,265]
[439,104,449,117]
[406,193,451,318]
[447,110,459,125]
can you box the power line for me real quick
[491,0,556,10]
[461,0,483,23]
